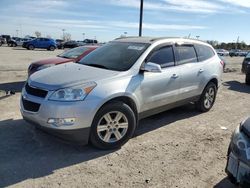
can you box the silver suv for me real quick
[21,37,223,149]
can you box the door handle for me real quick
[199,69,204,73]
[171,74,179,79]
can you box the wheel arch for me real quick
[96,95,139,125]
[208,77,218,88]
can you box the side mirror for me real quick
[141,62,162,73]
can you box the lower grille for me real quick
[22,97,41,112]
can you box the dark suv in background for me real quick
[242,52,250,85]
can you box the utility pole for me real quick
[139,0,143,36]
[62,29,65,40]
[82,33,85,41]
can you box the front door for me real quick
[137,45,181,112]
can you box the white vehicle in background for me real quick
[216,49,229,56]
[9,38,32,47]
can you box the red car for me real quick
[28,45,99,76]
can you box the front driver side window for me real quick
[147,46,175,68]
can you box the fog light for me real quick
[237,140,247,150]
[47,118,76,126]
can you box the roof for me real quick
[114,36,208,45]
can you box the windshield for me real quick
[58,46,92,59]
[78,42,150,71]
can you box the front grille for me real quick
[25,84,48,98]
[22,97,41,112]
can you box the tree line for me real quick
[206,40,250,50]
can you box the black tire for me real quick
[196,82,217,112]
[28,44,34,50]
[48,46,55,51]
[246,75,250,85]
[90,101,136,150]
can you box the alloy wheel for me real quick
[97,111,128,143]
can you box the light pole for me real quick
[82,33,85,41]
[139,0,143,36]
[62,29,65,40]
[16,30,19,37]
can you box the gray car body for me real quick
[21,37,222,144]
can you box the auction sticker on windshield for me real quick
[128,45,145,50]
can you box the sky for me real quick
[1,0,250,43]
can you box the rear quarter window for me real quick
[195,44,215,62]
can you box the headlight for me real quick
[231,124,249,151]
[49,82,96,101]
[37,64,56,71]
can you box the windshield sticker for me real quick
[128,45,145,50]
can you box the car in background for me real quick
[21,37,222,149]
[226,117,250,187]
[0,36,4,46]
[28,45,99,76]
[241,52,250,74]
[8,38,31,47]
[0,35,11,45]
[242,52,250,85]
[22,38,57,51]
[55,39,64,49]
[83,39,98,44]
[62,40,81,49]
[216,49,229,56]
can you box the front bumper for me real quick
[24,117,90,144]
[20,87,99,144]
[226,149,250,185]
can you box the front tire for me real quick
[90,102,136,150]
[48,46,55,51]
[196,82,217,112]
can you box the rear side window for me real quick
[195,44,215,61]
[174,45,197,65]
[147,46,175,68]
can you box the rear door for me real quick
[174,43,203,100]
[139,45,181,112]
[174,43,215,100]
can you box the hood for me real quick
[32,57,74,65]
[29,63,119,90]
[241,117,250,138]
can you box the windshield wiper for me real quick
[84,63,109,69]
[57,55,70,59]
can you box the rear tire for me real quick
[196,82,217,112]
[28,45,34,50]
[48,46,55,51]
[90,102,136,150]
[246,75,250,85]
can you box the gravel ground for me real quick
[0,47,249,188]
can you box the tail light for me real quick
[220,60,224,67]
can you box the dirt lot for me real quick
[0,46,249,188]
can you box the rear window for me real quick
[195,44,215,62]
[175,45,197,65]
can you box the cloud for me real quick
[218,0,250,8]
[109,0,223,13]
